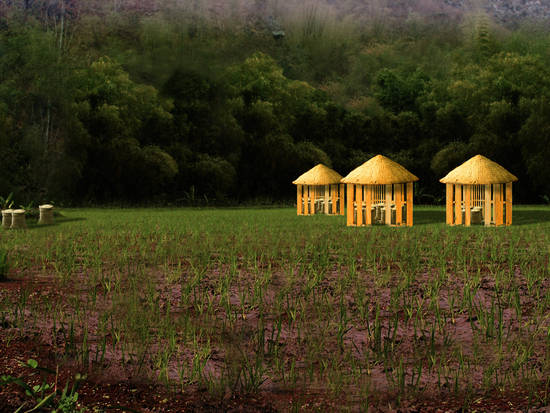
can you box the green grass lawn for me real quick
[11,204,550,233]
[1,206,549,410]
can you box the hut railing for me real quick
[446,183,511,226]
[350,183,412,226]
[298,184,344,215]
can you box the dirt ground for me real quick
[2,273,550,413]
[1,331,548,413]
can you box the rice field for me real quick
[1,206,550,411]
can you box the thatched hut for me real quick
[293,164,345,215]
[440,155,518,226]
[341,155,419,226]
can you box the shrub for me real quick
[0,249,7,281]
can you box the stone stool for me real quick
[1,209,13,229]
[379,207,386,224]
[471,207,483,225]
[38,204,54,225]
[10,209,26,229]
[375,205,382,223]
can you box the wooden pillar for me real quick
[346,184,354,226]
[494,184,504,226]
[331,184,337,214]
[455,184,462,225]
[297,185,303,215]
[484,184,492,226]
[464,185,471,226]
[315,186,319,214]
[304,185,310,215]
[385,184,392,225]
[324,185,329,214]
[339,184,345,215]
[314,186,318,214]
[406,182,413,226]
[505,183,512,225]
[395,184,403,226]
[312,186,316,215]
[356,184,363,226]
[446,184,453,225]
[364,185,372,225]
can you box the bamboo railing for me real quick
[346,183,414,227]
[445,183,512,226]
[297,184,345,216]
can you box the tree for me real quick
[73,57,176,201]
[518,97,550,200]
[375,68,428,114]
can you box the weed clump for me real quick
[0,249,7,281]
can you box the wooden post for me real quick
[455,184,462,225]
[312,186,316,215]
[356,184,363,226]
[484,184,492,226]
[364,185,372,225]
[304,185,309,215]
[324,185,329,214]
[385,184,392,225]
[312,186,316,214]
[339,184,345,215]
[505,183,512,225]
[464,185,471,226]
[331,184,337,214]
[346,184,354,226]
[406,182,413,226]
[494,184,504,226]
[297,185,302,215]
[446,184,453,225]
[395,184,403,226]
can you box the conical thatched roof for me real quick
[340,155,419,185]
[440,155,518,184]
[292,164,343,185]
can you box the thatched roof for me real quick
[292,164,343,185]
[340,155,419,185]
[440,155,518,184]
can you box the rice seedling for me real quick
[0,206,549,409]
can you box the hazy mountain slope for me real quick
[161,0,550,27]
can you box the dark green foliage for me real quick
[0,7,549,204]
[375,69,428,113]
[0,249,7,281]
[0,359,85,412]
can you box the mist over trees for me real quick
[1,0,549,205]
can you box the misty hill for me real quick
[4,1,550,26]
[174,0,550,25]
[357,0,550,24]
[281,0,550,25]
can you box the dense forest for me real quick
[1,0,550,205]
